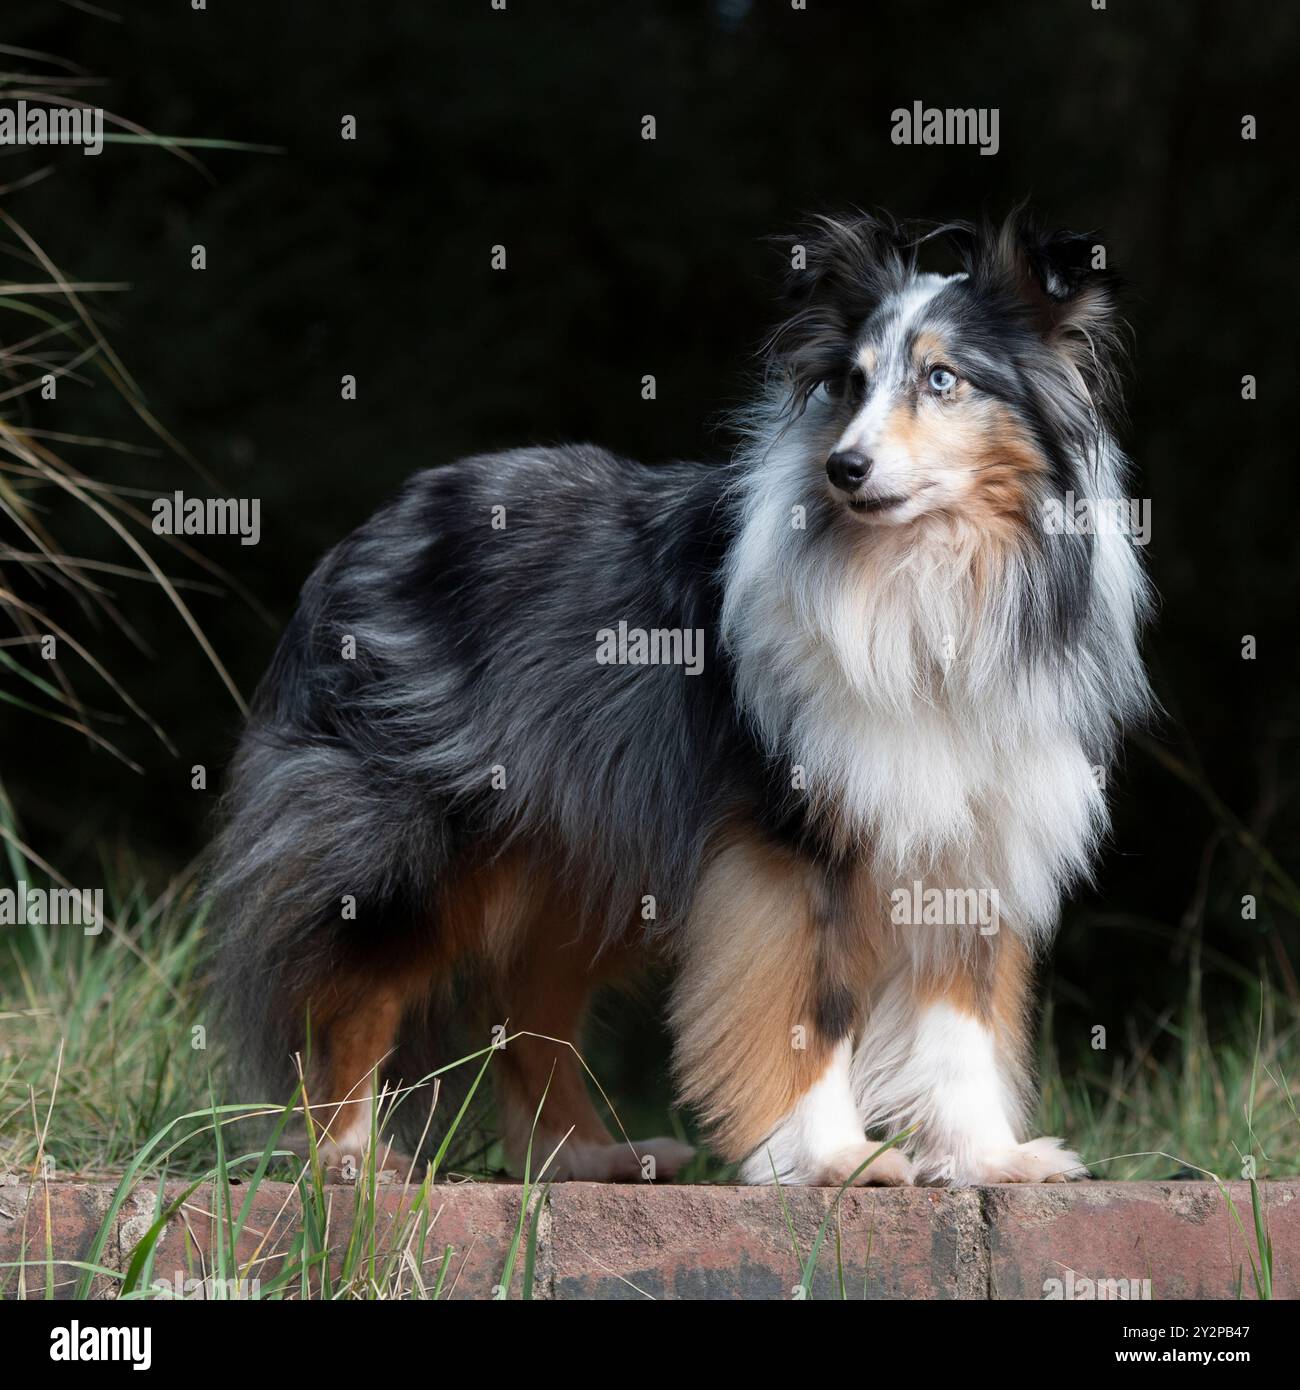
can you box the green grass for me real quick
[1036,983,1300,1185]
[0,865,1295,1297]
[0,873,550,1299]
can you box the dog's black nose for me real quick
[826,450,872,493]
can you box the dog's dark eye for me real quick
[823,365,866,405]
[838,366,866,402]
[928,366,958,396]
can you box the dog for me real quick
[209,210,1152,1186]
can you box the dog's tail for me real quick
[204,555,450,1128]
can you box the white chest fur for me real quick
[722,467,1114,940]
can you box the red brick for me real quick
[120,1178,527,1300]
[985,1181,1299,1300]
[0,1179,118,1299]
[7,1176,1297,1300]
[543,1183,986,1300]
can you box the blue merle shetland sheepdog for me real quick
[209,210,1152,1186]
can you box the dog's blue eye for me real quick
[928,367,958,395]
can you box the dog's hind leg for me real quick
[490,929,694,1183]
[671,827,907,1186]
[293,958,436,1181]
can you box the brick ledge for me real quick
[1,1178,1292,1300]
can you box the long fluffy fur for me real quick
[208,210,1152,1167]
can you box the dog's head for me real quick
[766,210,1126,537]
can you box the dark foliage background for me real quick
[4,1,1297,1111]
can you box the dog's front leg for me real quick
[853,933,1087,1185]
[670,830,911,1186]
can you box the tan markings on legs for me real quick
[437,845,554,971]
[291,958,438,1178]
[440,847,609,1163]
[312,980,407,1156]
[471,853,692,1181]
[989,930,1033,1090]
[293,888,453,1172]
[288,847,587,1177]
[492,935,621,1166]
[671,828,865,1166]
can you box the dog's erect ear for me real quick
[780,212,912,310]
[765,212,915,411]
[979,209,1127,417]
[994,214,1118,336]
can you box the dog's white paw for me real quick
[815,1142,915,1187]
[966,1137,1089,1184]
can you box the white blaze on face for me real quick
[830,273,962,517]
